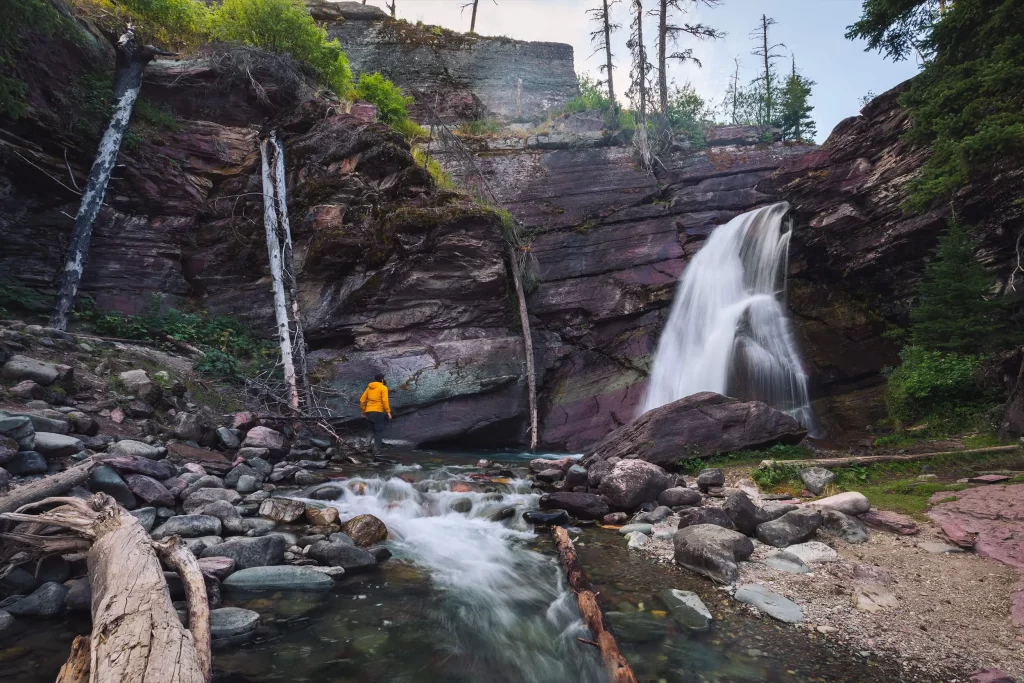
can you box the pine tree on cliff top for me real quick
[779,56,816,143]
[910,214,1001,354]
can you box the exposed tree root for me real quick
[0,494,211,683]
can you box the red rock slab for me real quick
[970,668,1018,683]
[928,490,963,505]
[927,485,1024,568]
[859,509,920,536]
[969,474,1013,484]
[167,442,233,475]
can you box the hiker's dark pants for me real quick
[366,411,386,450]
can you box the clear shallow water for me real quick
[3,452,902,682]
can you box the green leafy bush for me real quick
[354,72,412,125]
[195,349,241,378]
[665,83,711,146]
[563,75,614,115]
[455,118,503,136]
[115,0,210,49]
[210,0,353,97]
[751,462,801,490]
[884,346,985,425]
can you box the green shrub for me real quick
[563,74,614,115]
[665,83,710,146]
[455,118,503,136]
[354,72,412,125]
[115,0,210,49]
[195,349,241,378]
[412,146,456,191]
[210,0,353,98]
[884,346,985,425]
[0,280,53,316]
[751,462,801,490]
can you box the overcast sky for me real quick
[359,0,922,143]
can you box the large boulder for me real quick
[2,355,60,386]
[539,492,610,520]
[583,393,806,468]
[673,524,754,584]
[340,514,388,546]
[200,535,286,568]
[7,451,47,475]
[123,474,175,508]
[5,582,67,617]
[31,432,83,458]
[0,415,34,451]
[658,487,702,507]
[307,540,378,573]
[597,460,673,510]
[677,507,735,531]
[118,369,162,403]
[152,514,223,539]
[805,491,871,516]
[819,509,869,544]
[755,509,822,548]
[241,426,289,458]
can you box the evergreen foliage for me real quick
[909,214,1002,353]
[779,59,816,142]
[210,0,353,97]
[665,83,711,145]
[848,0,1024,208]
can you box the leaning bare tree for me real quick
[50,26,173,330]
[587,0,621,121]
[750,13,786,128]
[386,0,396,17]
[654,0,723,117]
[1,494,211,682]
[460,0,497,34]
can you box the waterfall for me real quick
[642,202,817,432]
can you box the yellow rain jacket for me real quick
[360,381,390,414]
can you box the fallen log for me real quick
[56,635,91,683]
[551,525,638,683]
[0,457,99,515]
[1,494,211,683]
[760,445,1020,470]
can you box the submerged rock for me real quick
[223,566,333,592]
[660,589,713,631]
[734,584,803,623]
[308,541,378,573]
[210,606,260,646]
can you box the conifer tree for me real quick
[587,0,621,119]
[654,0,723,117]
[749,14,785,129]
[910,213,1001,354]
[779,56,816,142]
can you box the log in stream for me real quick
[551,525,639,683]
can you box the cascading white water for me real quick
[643,202,817,432]
[306,466,606,683]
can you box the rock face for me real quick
[582,393,806,468]
[317,3,578,122]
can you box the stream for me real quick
[4,451,902,683]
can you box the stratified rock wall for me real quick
[313,1,578,122]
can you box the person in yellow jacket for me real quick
[360,372,391,451]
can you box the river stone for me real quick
[181,475,226,501]
[32,432,83,458]
[583,393,806,468]
[215,427,241,451]
[619,523,654,536]
[852,581,899,613]
[606,610,668,643]
[130,507,158,532]
[539,492,609,520]
[598,460,673,510]
[2,355,59,385]
[785,541,839,564]
[340,514,388,546]
[68,413,99,436]
[201,535,286,568]
[917,541,964,554]
[759,500,799,522]
[859,509,920,536]
[89,465,137,508]
[723,491,762,536]
[764,550,810,574]
[36,556,69,584]
[800,467,835,495]
[0,467,9,491]
[0,609,12,633]
[103,455,175,480]
[305,506,340,527]
[586,459,613,489]
[152,515,222,539]
[734,584,803,623]
[198,556,236,580]
[11,412,69,435]
[673,524,754,584]
[210,606,260,640]
[523,509,569,526]
[192,500,243,530]
[564,464,588,489]
[7,451,48,475]
[183,488,242,512]
[119,369,160,402]
[535,468,564,483]
[0,435,17,465]
[259,497,306,523]
[124,474,175,508]
[185,536,224,556]
[241,519,277,536]
[820,510,869,544]
[64,578,91,611]
[658,487,702,507]
[0,415,35,451]
[660,589,713,631]
[225,463,258,488]
[241,426,289,458]
[107,439,164,460]
[6,582,67,617]
[677,507,735,531]
[308,541,378,573]
[627,531,650,549]
[696,468,725,492]
[1,567,36,595]
[602,512,628,525]
[223,566,333,592]
[235,475,259,495]
[806,491,871,516]
[449,497,472,513]
[246,457,272,479]
[755,509,822,548]
[173,412,204,442]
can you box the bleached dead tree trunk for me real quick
[271,134,313,409]
[508,244,539,450]
[260,136,300,411]
[1,495,211,683]
[50,27,173,330]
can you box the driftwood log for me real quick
[551,526,638,683]
[760,444,1021,470]
[0,494,211,683]
[0,457,99,515]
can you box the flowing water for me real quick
[642,202,817,433]
[4,453,905,682]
